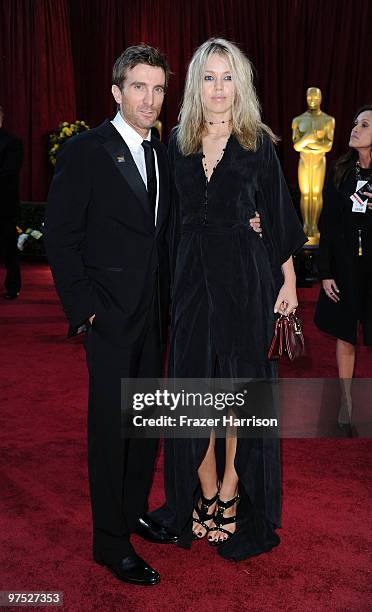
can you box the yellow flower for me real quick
[49,119,89,166]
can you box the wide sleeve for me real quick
[258,134,307,266]
[44,135,96,331]
[317,169,339,279]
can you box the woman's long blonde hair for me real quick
[177,38,277,155]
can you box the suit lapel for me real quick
[152,138,170,235]
[98,120,152,220]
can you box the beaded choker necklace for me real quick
[205,119,231,125]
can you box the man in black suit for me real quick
[44,45,177,586]
[0,105,23,299]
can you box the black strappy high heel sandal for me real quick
[192,490,219,540]
[208,493,240,546]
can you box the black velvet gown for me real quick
[150,130,306,561]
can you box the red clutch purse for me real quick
[268,313,305,361]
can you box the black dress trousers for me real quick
[0,217,21,294]
[85,294,162,561]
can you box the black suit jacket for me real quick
[0,128,23,218]
[44,119,171,345]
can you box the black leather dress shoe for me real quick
[94,552,160,585]
[4,291,20,300]
[337,421,353,438]
[135,515,178,544]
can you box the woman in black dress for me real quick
[315,106,372,427]
[151,38,306,561]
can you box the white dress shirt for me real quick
[111,112,159,224]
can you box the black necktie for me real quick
[141,140,157,219]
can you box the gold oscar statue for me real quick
[292,87,335,245]
[153,120,163,140]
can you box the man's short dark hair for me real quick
[112,45,170,90]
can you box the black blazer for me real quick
[0,128,23,218]
[44,119,171,345]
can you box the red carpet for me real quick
[0,263,371,611]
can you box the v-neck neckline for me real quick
[201,134,232,184]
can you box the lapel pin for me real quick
[116,155,125,163]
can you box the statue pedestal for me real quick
[305,234,320,246]
[294,244,319,287]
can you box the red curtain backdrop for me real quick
[0,0,76,201]
[1,0,371,201]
